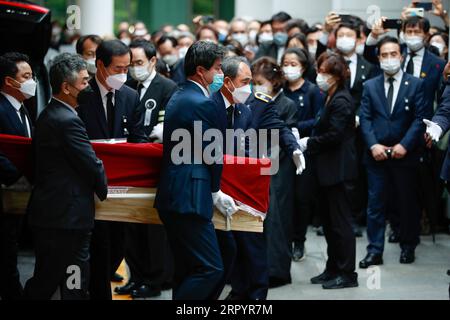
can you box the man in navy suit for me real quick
[154,41,238,300]
[77,40,148,300]
[0,52,35,300]
[359,37,426,268]
[365,16,446,243]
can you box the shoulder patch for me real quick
[255,92,272,103]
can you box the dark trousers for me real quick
[89,221,125,300]
[24,228,91,300]
[366,164,421,254]
[210,230,237,299]
[124,223,173,288]
[0,213,24,300]
[158,211,223,300]
[230,231,268,300]
[321,182,356,275]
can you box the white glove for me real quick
[355,115,360,128]
[292,149,306,175]
[4,176,32,192]
[423,119,443,142]
[299,137,309,153]
[212,190,238,217]
[292,128,301,142]
[150,123,164,143]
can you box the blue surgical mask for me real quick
[273,32,288,47]
[208,73,224,93]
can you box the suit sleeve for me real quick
[298,86,324,136]
[0,151,21,186]
[129,91,150,143]
[400,80,427,151]
[61,116,108,201]
[194,99,224,193]
[307,96,354,154]
[433,84,450,134]
[359,84,378,149]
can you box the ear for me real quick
[62,81,70,95]
[150,56,157,65]
[4,76,19,89]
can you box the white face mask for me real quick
[405,35,424,52]
[308,45,318,57]
[129,64,152,82]
[316,73,333,92]
[336,36,356,54]
[355,43,365,55]
[86,58,97,74]
[15,78,37,99]
[249,30,258,44]
[163,54,179,67]
[254,84,272,96]
[178,47,189,59]
[380,58,402,76]
[258,32,273,44]
[431,42,446,56]
[231,82,252,104]
[283,66,303,82]
[232,33,249,47]
[106,73,127,90]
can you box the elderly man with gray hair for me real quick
[24,53,108,300]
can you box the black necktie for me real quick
[406,52,416,75]
[346,60,352,89]
[19,105,30,138]
[137,83,145,99]
[106,92,115,138]
[387,77,395,114]
[226,105,234,129]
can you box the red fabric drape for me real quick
[0,134,271,213]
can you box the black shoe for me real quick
[322,274,358,289]
[353,226,363,238]
[292,242,305,262]
[310,270,337,284]
[269,276,291,288]
[225,292,247,300]
[111,272,124,283]
[400,250,415,264]
[388,233,400,243]
[316,226,325,236]
[114,281,138,295]
[131,285,162,299]
[161,281,173,291]
[359,253,383,269]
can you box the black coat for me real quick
[77,79,148,142]
[349,55,376,112]
[126,73,177,136]
[27,99,107,230]
[307,88,358,186]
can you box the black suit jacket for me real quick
[255,42,280,61]
[126,73,177,136]
[77,79,148,142]
[0,93,33,185]
[27,99,108,230]
[308,88,358,186]
[349,55,376,112]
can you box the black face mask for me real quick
[76,85,93,105]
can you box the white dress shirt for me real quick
[345,53,358,88]
[403,47,424,79]
[189,80,209,97]
[221,93,235,127]
[277,47,286,64]
[95,75,115,119]
[138,69,157,100]
[1,92,31,137]
[384,70,403,114]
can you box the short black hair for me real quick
[49,53,87,94]
[129,39,157,60]
[222,56,250,79]
[0,52,30,87]
[287,19,310,35]
[96,40,131,67]
[335,22,361,39]
[282,47,311,70]
[271,12,292,24]
[76,34,102,55]
[403,16,430,33]
[377,36,401,54]
[184,41,225,77]
[156,35,178,49]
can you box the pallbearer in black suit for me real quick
[115,40,177,299]
[0,52,35,300]
[77,40,148,300]
[25,53,108,300]
[300,52,359,289]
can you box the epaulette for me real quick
[254,92,272,103]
